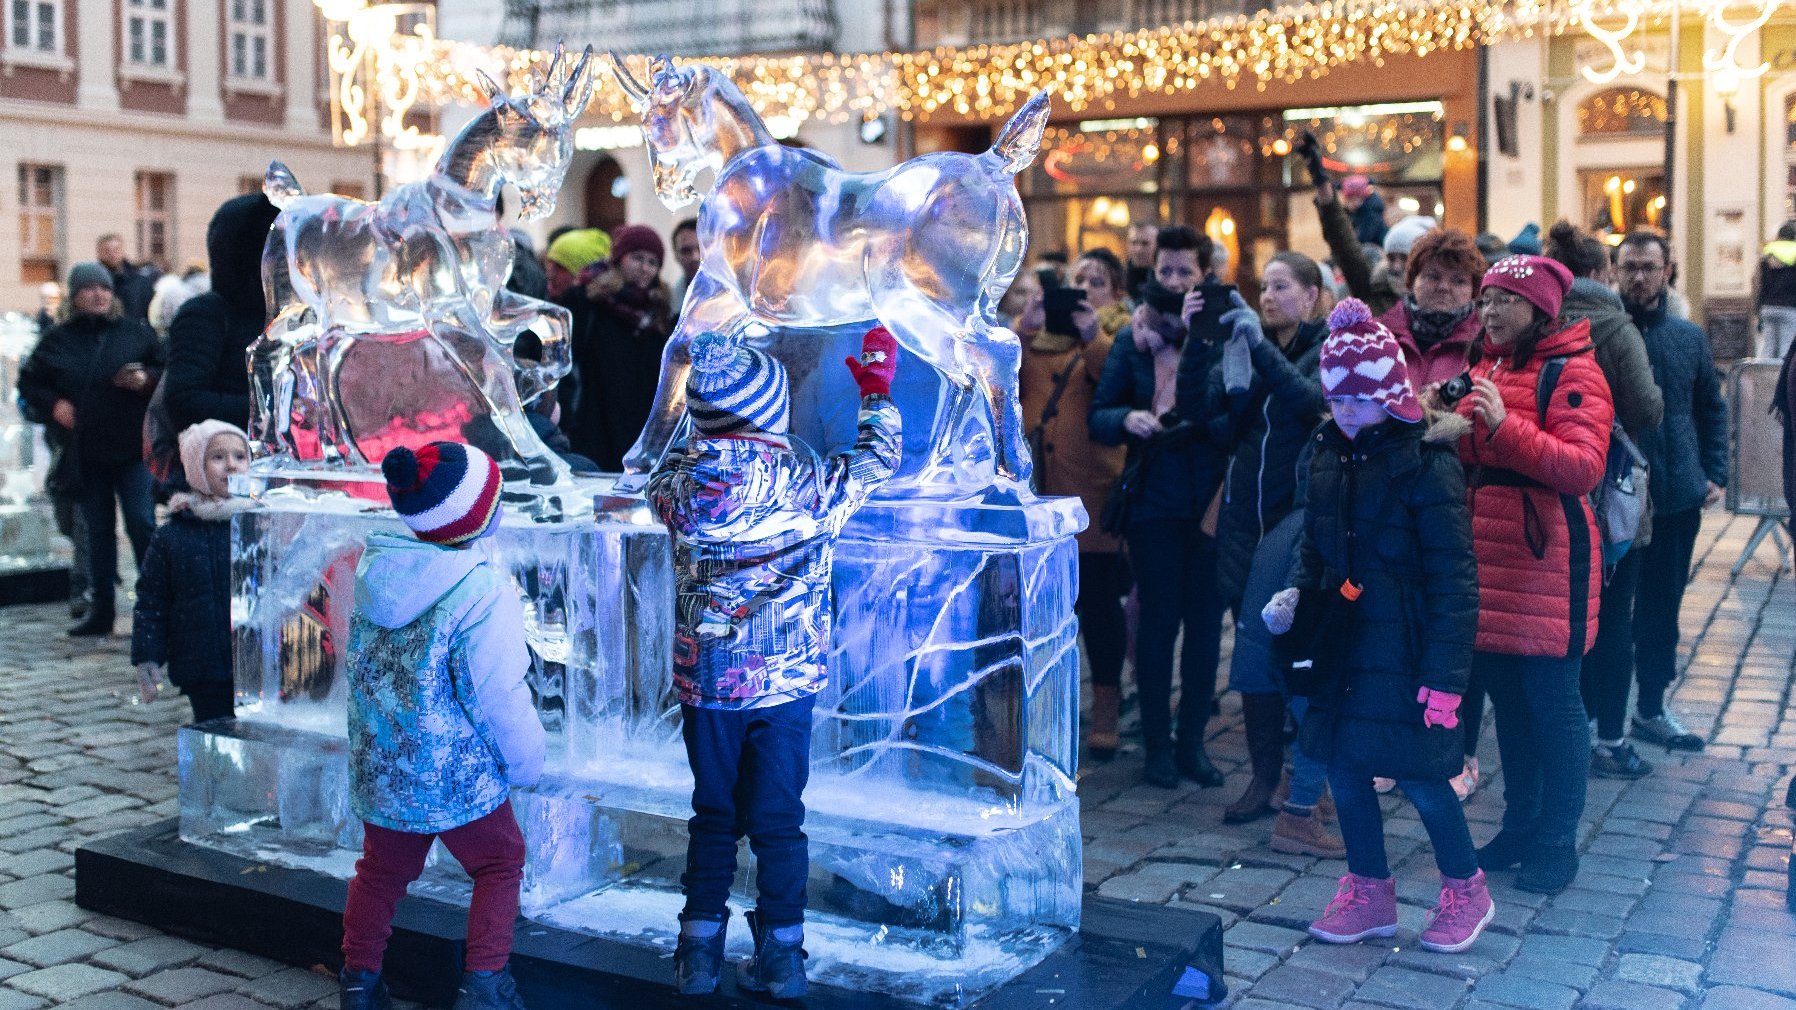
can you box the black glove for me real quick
[1298,131,1328,188]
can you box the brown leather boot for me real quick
[1086,684,1121,761]
[1270,808,1346,859]
[1223,692,1285,823]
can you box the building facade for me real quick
[0,0,372,311]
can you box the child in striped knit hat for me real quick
[647,327,902,998]
[1263,298,1494,955]
[338,441,545,1010]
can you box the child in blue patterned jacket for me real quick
[337,441,546,1010]
[648,326,902,999]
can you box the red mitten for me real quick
[1417,686,1463,730]
[844,326,899,397]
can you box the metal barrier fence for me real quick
[1726,357,1791,576]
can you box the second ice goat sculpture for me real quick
[608,52,1052,494]
[251,46,596,492]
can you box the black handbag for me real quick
[1273,577,1361,697]
[1099,418,1195,536]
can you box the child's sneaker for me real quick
[1308,873,1398,944]
[451,967,526,1010]
[738,910,807,999]
[674,918,728,995]
[1419,870,1495,953]
[338,968,390,1010]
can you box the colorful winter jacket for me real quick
[346,532,546,834]
[646,396,901,710]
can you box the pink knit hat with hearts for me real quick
[1320,298,1423,424]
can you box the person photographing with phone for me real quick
[1090,225,1231,788]
[1019,250,1133,760]
[18,261,163,637]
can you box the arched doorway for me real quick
[583,157,627,232]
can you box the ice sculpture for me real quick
[248,46,595,499]
[0,313,67,576]
[607,52,1051,496]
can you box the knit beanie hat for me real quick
[1320,298,1423,424]
[1508,222,1543,256]
[1384,216,1438,256]
[1482,255,1574,319]
[177,420,250,498]
[685,332,789,436]
[66,261,113,294]
[381,441,503,545]
[546,228,612,274]
[1341,175,1373,200]
[610,224,665,266]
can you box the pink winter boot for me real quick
[1419,869,1495,953]
[1308,873,1398,944]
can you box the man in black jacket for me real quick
[1618,232,1729,753]
[163,195,280,438]
[96,234,159,323]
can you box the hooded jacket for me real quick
[646,398,901,710]
[18,311,163,467]
[1624,295,1730,516]
[1204,319,1328,607]
[1292,412,1479,780]
[163,194,279,431]
[1456,320,1612,658]
[346,533,545,833]
[1560,278,1664,547]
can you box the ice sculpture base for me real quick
[177,718,1081,1006]
[0,504,70,605]
[78,818,1226,1010]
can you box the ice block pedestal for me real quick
[160,490,1095,1006]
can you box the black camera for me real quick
[1439,371,1474,407]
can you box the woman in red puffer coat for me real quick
[1448,255,1611,897]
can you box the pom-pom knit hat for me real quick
[1481,255,1574,319]
[1320,298,1424,424]
[381,442,502,545]
[685,332,790,436]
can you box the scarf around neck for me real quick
[1404,297,1474,352]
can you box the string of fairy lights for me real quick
[320,0,1786,151]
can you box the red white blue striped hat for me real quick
[380,442,502,545]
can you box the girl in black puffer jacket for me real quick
[132,422,255,723]
[1265,300,1490,954]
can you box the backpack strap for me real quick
[1535,353,1571,425]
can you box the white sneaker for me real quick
[1631,711,1704,752]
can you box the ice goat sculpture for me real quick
[249,46,596,491]
[607,52,1052,495]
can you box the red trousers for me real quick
[341,800,526,974]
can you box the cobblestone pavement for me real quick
[0,511,1790,1009]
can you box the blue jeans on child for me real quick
[680,694,815,929]
[1328,767,1478,879]
[1478,650,1589,849]
[1284,697,1329,810]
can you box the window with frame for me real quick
[17,163,64,285]
[227,0,270,81]
[7,0,59,54]
[135,172,174,270]
[124,0,174,69]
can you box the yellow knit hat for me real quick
[546,228,612,273]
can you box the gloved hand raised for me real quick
[1417,686,1462,729]
[845,326,899,398]
[1262,587,1300,635]
[1218,290,1264,349]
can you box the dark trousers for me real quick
[1580,549,1642,741]
[50,493,91,599]
[1077,552,1130,689]
[1461,678,1486,760]
[1125,520,1224,752]
[77,461,154,618]
[342,801,525,974]
[680,695,814,928]
[1480,651,1590,849]
[1631,507,1702,719]
[184,681,235,724]
[1329,767,1478,879]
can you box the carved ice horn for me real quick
[475,69,506,104]
[541,42,565,95]
[608,51,649,105]
[563,47,595,119]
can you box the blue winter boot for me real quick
[737,910,807,999]
[338,967,390,1010]
[674,916,728,995]
[451,966,526,1010]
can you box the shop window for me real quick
[1027,118,1164,197]
[1577,88,1667,138]
[7,0,59,54]
[17,163,63,285]
[227,0,271,82]
[124,0,174,69]
[968,0,1043,43]
[1579,169,1666,239]
[135,171,174,270]
[1277,101,1445,183]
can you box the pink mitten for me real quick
[1417,687,1462,729]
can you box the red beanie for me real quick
[1320,298,1423,424]
[1481,255,1574,319]
[610,224,665,266]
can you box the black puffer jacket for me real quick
[131,506,237,688]
[164,194,279,431]
[1292,414,1479,781]
[1624,295,1729,515]
[1090,323,1227,525]
[1203,320,1328,606]
[18,312,162,467]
